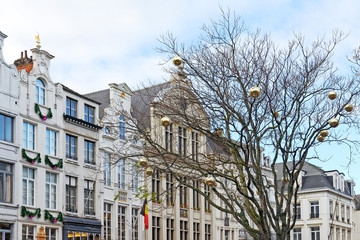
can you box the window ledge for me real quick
[84,163,97,169]
[65,159,80,166]
[84,214,97,219]
[104,185,113,190]
[65,211,79,217]
[0,140,18,149]
[0,202,18,209]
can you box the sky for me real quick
[2,0,360,191]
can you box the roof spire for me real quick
[35,33,41,49]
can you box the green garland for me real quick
[44,210,63,223]
[21,206,41,219]
[34,103,53,121]
[45,156,63,170]
[22,149,41,164]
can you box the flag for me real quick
[140,199,149,230]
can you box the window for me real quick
[293,228,301,240]
[329,201,333,218]
[46,172,57,209]
[193,222,200,240]
[180,220,188,240]
[165,124,173,152]
[103,203,112,240]
[84,105,94,123]
[311,227,320,240]
[0,113,13,142]
[66,97,77,117]
[336,203,339,220]
[132,208,139,240]
[66,135,77,160]
[36,79,45,105]
[204,184,211,212]
[118,206,126,240]
[166,219,174,240]
[348,230,351,240]
[46,129,57,156]
[178,127,187,156]
[0,162,12,203]
[152,216,160,240]
[346,206,350,223]
[179,178,187,208]
[341,204,345,221]
[193,181,200,210]
[166,173,174,205]
[84,180,95,215]
[205,224,211,240]
[310,201,319,218]
[342,230,345,240]
[152,170,160,202]
[118,160,126,190]
[22,225,35,240]
[104,153,111,186]
[119,115,125,140]
[294,203,301,219]
[66,176,77,212]
[45,228,56,240]
[84,140,95,164]
[23,122,35,150]
[0,224,11,240]
[132,161,138,192]
[191,132,199,161]
[22,167,35,206]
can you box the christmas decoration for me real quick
[44,210,63,223]
[34,103,53,121]
[45,156,63,170]
[22,149,41,164]
[21,206,41,219]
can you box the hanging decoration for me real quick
[328,91,337,100]
[34,103,53,121]
[345,104,354,112]
[45,156,63,170]
[22,149,41,164]
[249,86,261,99]
[21,206,41,219]
[44,210,63,223]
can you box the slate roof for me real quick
[275,162,353,197]
[84,89,110,119]
[62,84,102,105]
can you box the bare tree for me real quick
[118,11,360,240]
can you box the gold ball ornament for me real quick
[205,176,217,187]
[328,91,337,100]
[273,111,279,118]
[249,86,261,99]
[345,104,354,112]
[145,167,154,176]
[139,157,148,167]
[317,135,325,142]
[173,56,182,66]
[320,130,329,137]
[329,118,339,128]
[161,116,171,127]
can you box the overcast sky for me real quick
[2,0,360,190]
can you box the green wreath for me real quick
[21,206,41,219]
[22,149,41,164]
[44,210,63,223]
[45,156,63,170]
[35,103,53,121]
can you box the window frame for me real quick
[118,206,126,240]
[191,131,199,161]
[166,218,174,240]
[45,228,57,240]
[45,172,57,209]
[0,113,13,143]
[132,161,138,192]
[165,124,173,152]
[22,224,35,240]
[22,167,35,206]
[152,170,160,202]
[178,127,187,156]
[104,153,112,187]
[293,228,302,240]
[117,160,126,190]
[152,216,161,240]
[84,140,95,164]
[66,134,77,160]
[65,176,77,213]
[66,97,77,117]
[310,227,320,240]
[119,115,126,140]
[23,122,35,150]
[132,208,139,240]
[46,129,57,156]
[35,78,46,105]
[310,201,319,218]
[0,162,12,203]
[103,203,112,240]
[84,180,95,215]
[84,104,95,123]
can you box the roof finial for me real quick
[35,33,41,49]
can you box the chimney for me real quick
[14,49,34,73]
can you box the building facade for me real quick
[0,31,20,240]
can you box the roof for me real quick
[130,82,171,130]
[355,195,360,210]
[274,161,323,181]
[84,89,110,119]
[61,84,102,105]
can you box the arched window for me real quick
[36,79,45,105]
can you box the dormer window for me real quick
[36,79,45,105]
